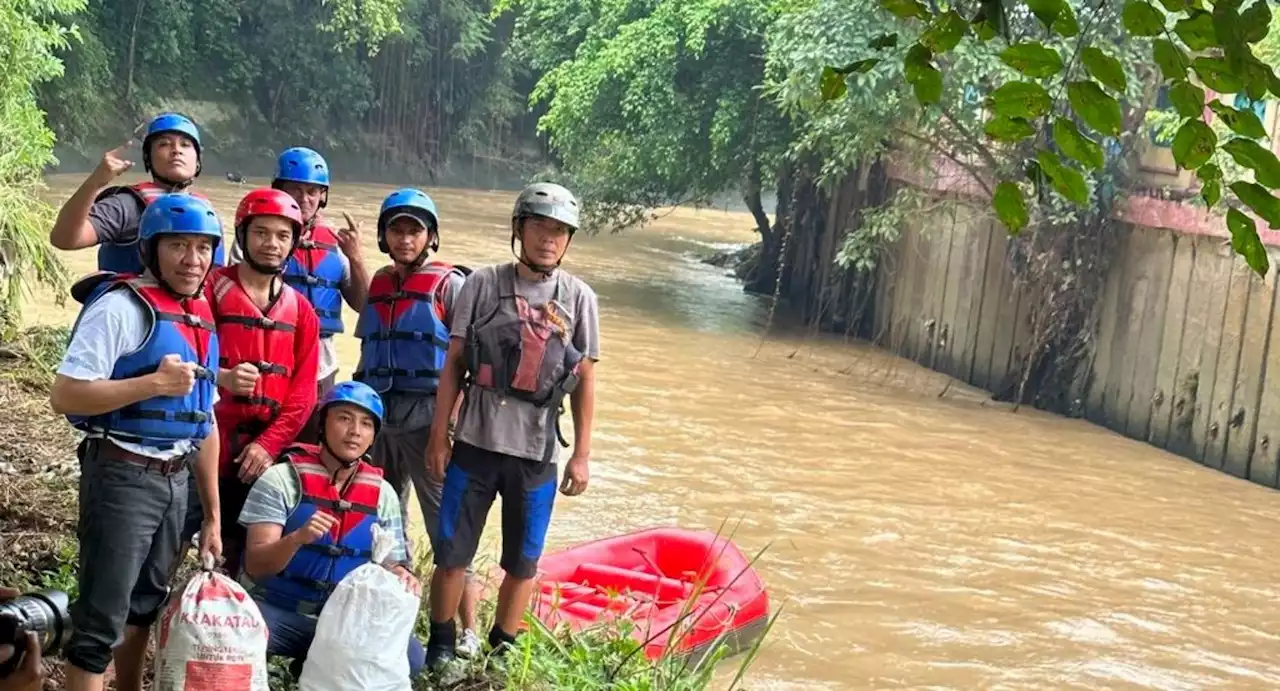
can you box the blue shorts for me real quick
[432,442,557,579]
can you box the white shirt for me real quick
[58,288,217,460]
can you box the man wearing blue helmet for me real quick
[238,381,424,676]
[50,194,225,691]
[353,189,482,656]
[50,112,226,274]
[248,146,369,397]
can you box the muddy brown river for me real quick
[33,174,1280,689]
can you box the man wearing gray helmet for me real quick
[423,182,600,669]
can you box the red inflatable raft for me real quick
[531,527,770,663]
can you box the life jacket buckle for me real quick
[183,314,200,326]
[337,499,352,511]
[304,275,319,286]
[260,317,275,328]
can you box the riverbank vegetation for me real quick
[0,329,770,689]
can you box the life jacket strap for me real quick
[297,240,338,251]
[368,290,434,304]
[353,366,440,381]
[230,395,283,412]
[217,314,297,333]
[122,409,212,424]
[366,329,450,347]
[285,274,342,290]
[304,495,380,516]
[155,311,216,332]
[300,543,374,560]
[219,358,289,376]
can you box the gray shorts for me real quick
[66,440,190,674]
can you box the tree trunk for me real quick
[743,162,772,241]
[123,0,147,109]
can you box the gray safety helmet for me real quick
[512,182,580,232]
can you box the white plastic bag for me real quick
[154,556,269,691]
[298,523,421,691]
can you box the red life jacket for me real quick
[255,444,384,613]
[207,266,302,468]
[93,184,221,274]
[353,262,456,394]
[126,181,209,207]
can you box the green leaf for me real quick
[1052,4,1080,36]
[992,181,1028,232]
[1231,181,1280,228]
[820,66,847,101]
[913,65,944,104]
[837,59,881,75]
[1175,11,1217,50]
[1026,0,1066,30]
[1153,39,1189,80]
[1172,119,1217,169]
[880,0,930,20]
[1226,207,1270,276]
[985,116,1037,142]
[1123,1,1166,35]
[1240,1,1271,42]
[1202,178,1222,207]
[1036,150,1090,204]
[904,43,933,76]
[1222,138,1280,187]
[869,33,900,50]
[989,81,1053,118]
[1169,81,1205,118]
[1239,57,1273,101]
[1208,101,1268,139]
[1067,81,1123,136]
[1157,0,1187,10]
[1053,118,1105,170]
[971,0,1007,41]
[1212,4,1241,49]
[1081,47,1127,92]
[999,42,1064,77]
[1200,163,1223,181]
[1193,57,1245,93]
[920,10,967,53]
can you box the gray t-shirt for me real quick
[89,191,144,245]
[450,262,600,463]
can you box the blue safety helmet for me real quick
[142,113,202,177]
[138,194,223,293]
[273,147,330,187]
[377,188,440,255]
[319,381,385,435]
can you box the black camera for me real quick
[0,590,71,678]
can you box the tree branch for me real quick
[894,127,995,197]
[938,108,1002,171]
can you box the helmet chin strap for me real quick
[510,219,571,279]
[395,235,438,271]
[319,431,364,482]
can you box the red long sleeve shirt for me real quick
[207,274,321,463]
